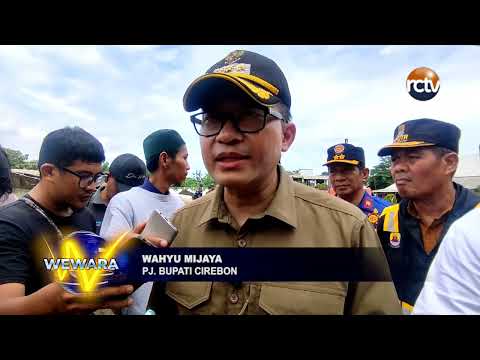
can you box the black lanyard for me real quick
[20,196,64,259]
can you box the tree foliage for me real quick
[384,193,398,204]
[368,157,393,190]
[102,161,110,172]
[181,171,216,189]
[3,148,38,170]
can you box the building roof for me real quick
[288,171,328,181]
[373,183,398,193]
[302,175,329,180]
[455,154,480,177]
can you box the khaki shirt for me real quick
[158,166,400,315]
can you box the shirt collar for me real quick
[406,188,457,223]
[140,178,169,195]
[197,165,298,229]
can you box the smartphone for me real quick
[141,210,178,246]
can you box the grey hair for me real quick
[429,146,458,178]
[270,102,292,123]
[431,146,456,158]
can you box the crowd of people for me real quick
[0,49,479,315]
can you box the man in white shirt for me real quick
[100,129,190,314]
[413,204,480,315]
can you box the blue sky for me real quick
[1,45,479,176]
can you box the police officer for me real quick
[324,143,391,228]
[377,118,480,314]
[88,153,146,234]
[148,50,400,315]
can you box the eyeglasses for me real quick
[190,107,285,137]
[61,167,105,189]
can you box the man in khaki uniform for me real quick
[149,50,401,315]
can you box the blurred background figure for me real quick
[192,186,203,200]
[88,153,146,234]
[0,146,17,207]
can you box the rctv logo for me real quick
[406,67,440,101]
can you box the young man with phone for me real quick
[100,129,189,315]
[0,127,164,315]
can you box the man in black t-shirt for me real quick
[0,127,167,315]
[0,197,97,296]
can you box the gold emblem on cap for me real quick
[394,124,409,143]
[224,50,244,65]
[333,154,346,160]
[213,63,251,75]
[334,144,345,154]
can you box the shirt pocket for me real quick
[259,282,347,315]
[166,282,212,313]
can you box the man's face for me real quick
[390,147,453,200]
[200,99,295,189]
[105,175,119,202]
[52,160,102,210]
[328,163,367,198]
[167,145,190,186]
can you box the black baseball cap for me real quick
[109,154,147,193]
[183,50,291,112]
[323,143,366,167]
[378,118,461,156]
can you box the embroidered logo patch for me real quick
[389,232,401,248]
